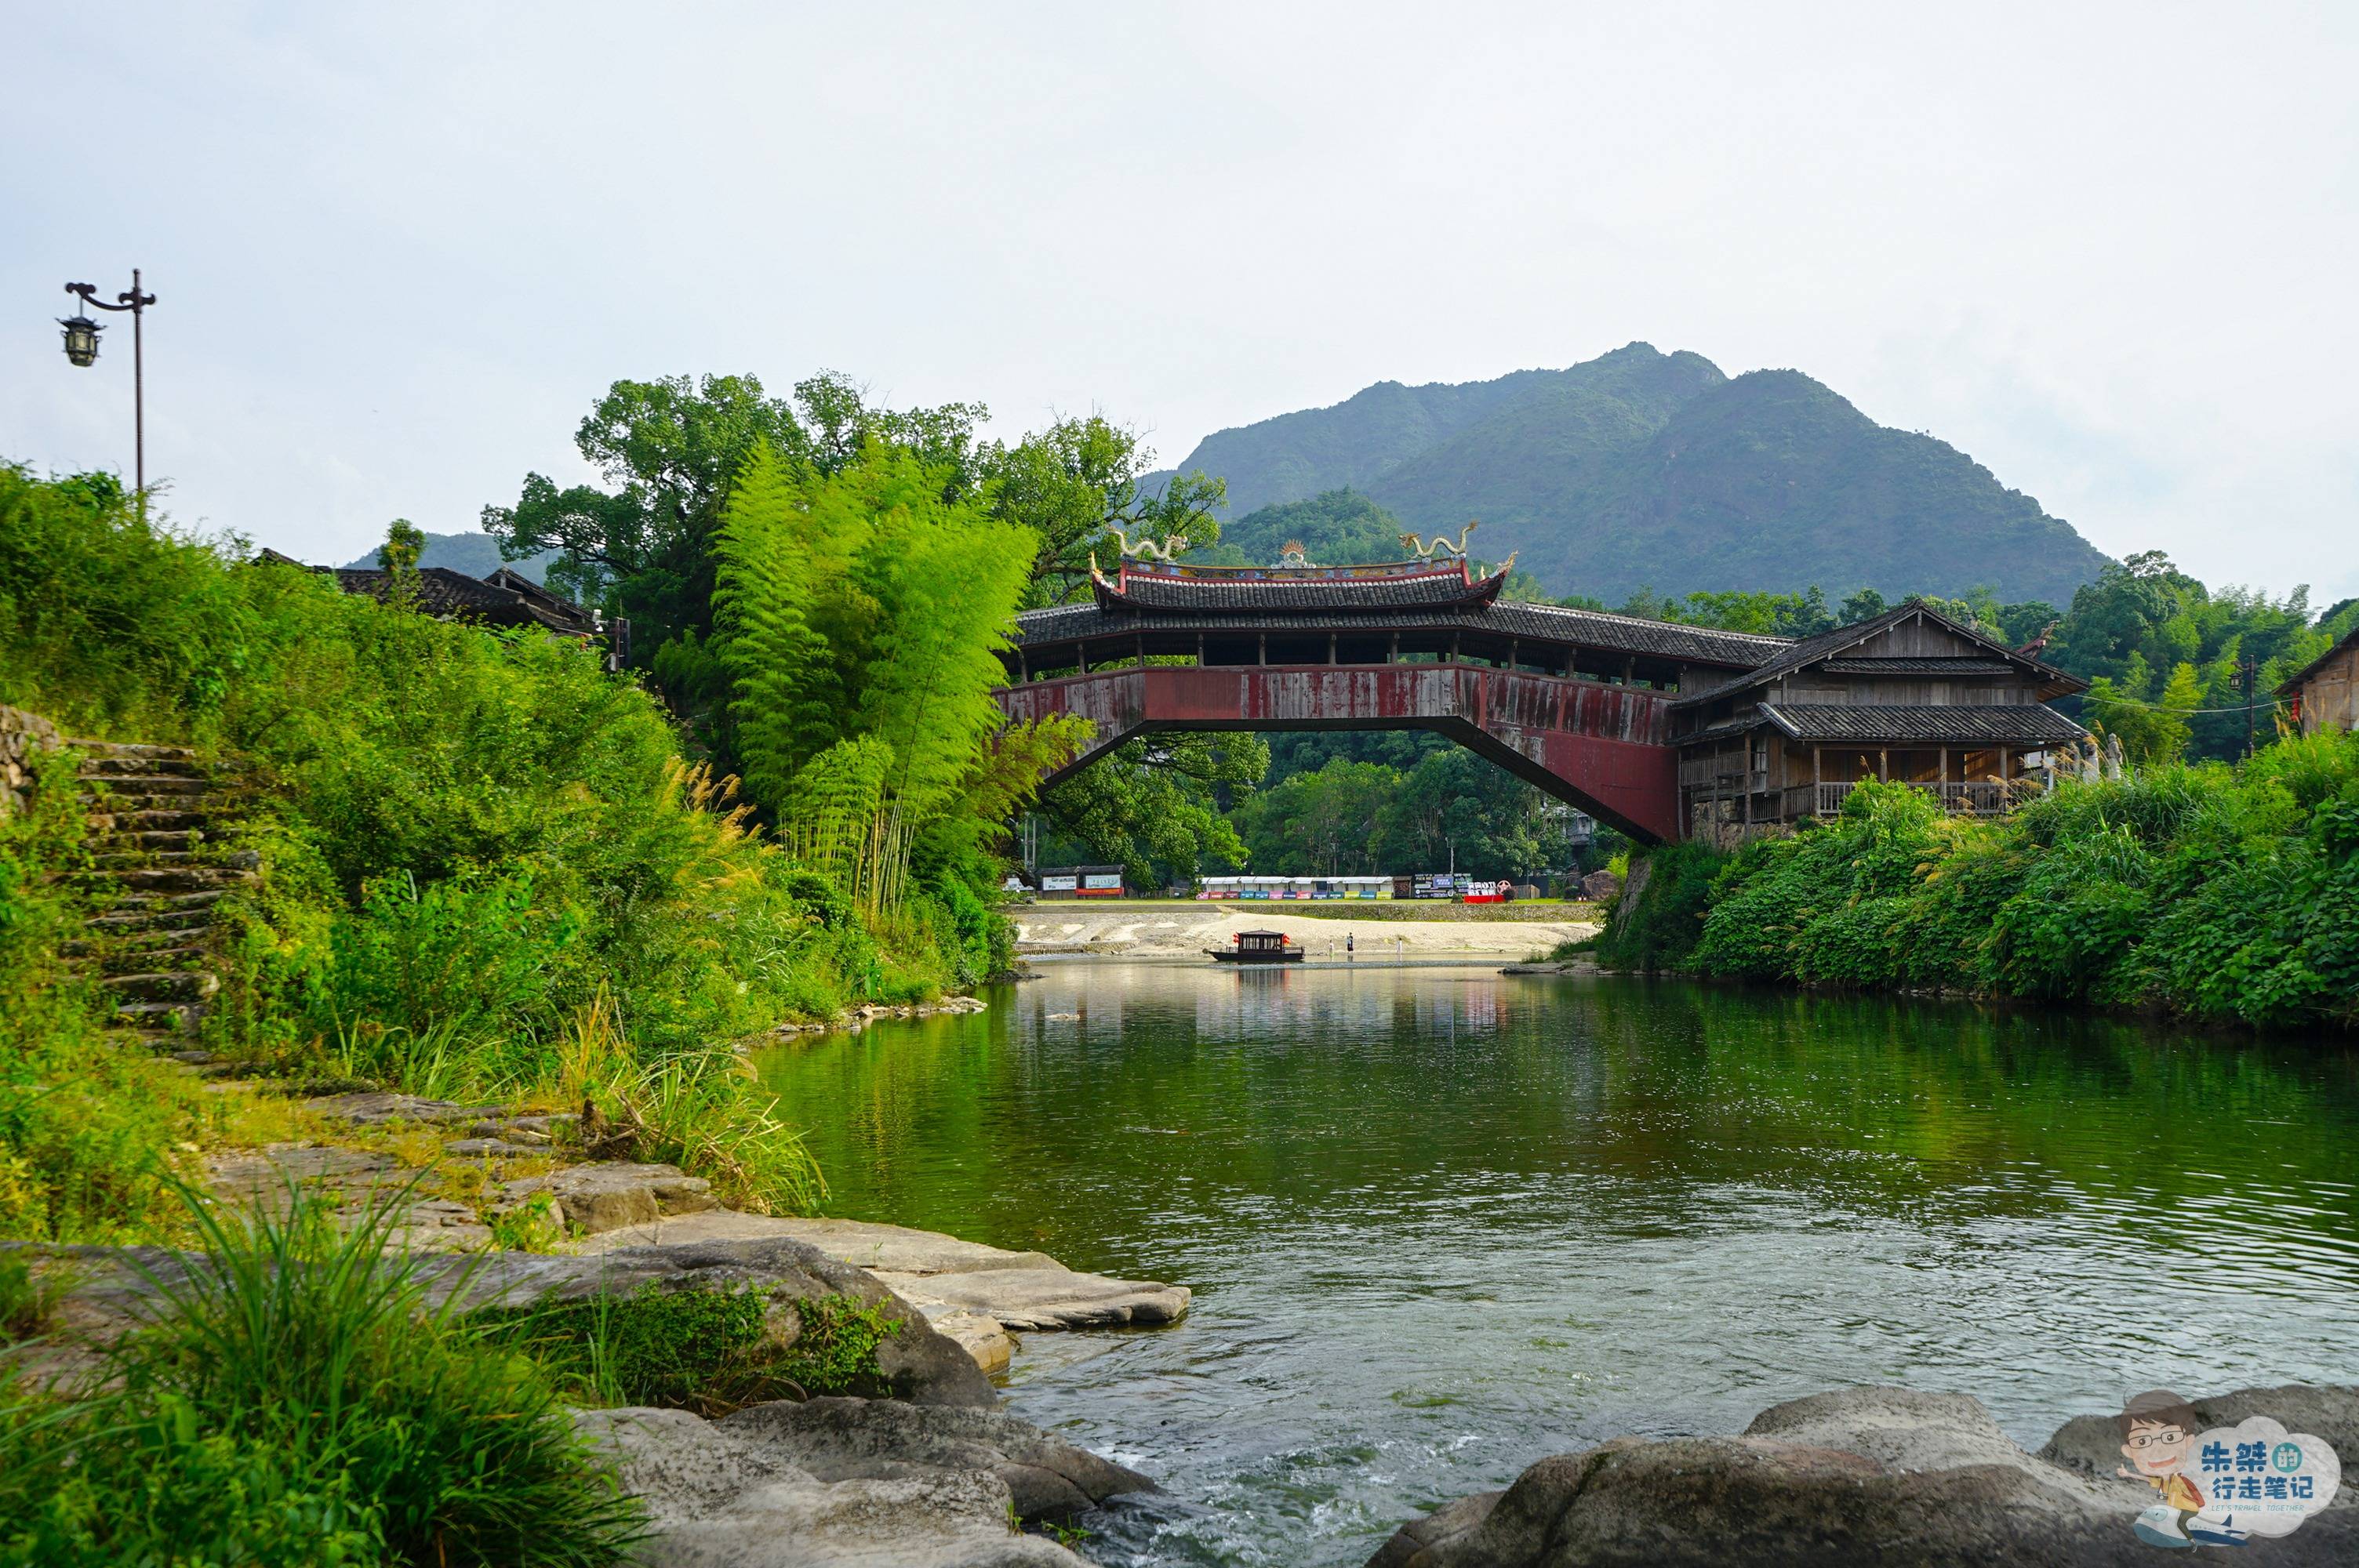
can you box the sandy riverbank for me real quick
[1015,901,1600,959]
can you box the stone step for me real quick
[85,808,213,833]
[64,739,198,762]
[100,829,204,853]
[78,775,213,798]
[108,998,202,1031]
[92,850,201,869]
[80,791,217,815]
[95,889,228,916]
[103,971,221,1003]
[82,866,249,894]
[99,945,211,975]
[67,930,213,963]
[84,905,220,935]
[77,757,210,781]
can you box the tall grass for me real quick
[554,989,823,1215]
[0,1181,645,1567]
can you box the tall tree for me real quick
[482,372,983,667]
[981,416,1225,606]
[713,440,1042,910]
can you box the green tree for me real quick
[981,415,1223,605]
[1038,733,1265,887]
[713,441,1038,910]
[1228,759,1401,874]
[482,372,983,669]
[377,517,425,576]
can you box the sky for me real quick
[5,2,2355,602]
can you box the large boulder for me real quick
[9,1233,996,1410]
[441,1236,998,1408]
[579,1396,1150,1567]
[1365,1385,2357,1567]
[580,1211,1190,1332]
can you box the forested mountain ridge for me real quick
[341,528,559,583]
[1153,343,2110,605]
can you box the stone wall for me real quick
[0,706,60,820]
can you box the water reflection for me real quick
[756,964,2359,1568]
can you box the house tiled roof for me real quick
[256,550,599,637]
[1014,598,1790,669]
[2276,620,2359,696]
[1670,603,2083,709]
[1816,657,2018,675]
[1753,703,2088,744]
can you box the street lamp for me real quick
[60,269,158,507]
[58,312,102,366]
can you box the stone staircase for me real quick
[67,742,253,1054]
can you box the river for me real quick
[753,961,2359,1566]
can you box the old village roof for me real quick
[1669,602,2085,709]
[256,550,599,637]
[2276,620,2359,697]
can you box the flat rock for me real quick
[921,1308,1016,1377]
[579,1403,1093,1567]
[502,1160,716,1234]
[444,1236,997,1408]
[10,1233,995,1410]
[579,1210,1189,1332]
[872,1265,1189,1332]
[1366,1383,2358,1567]
[302,1091,507,1125]
[442,1138,543,1159]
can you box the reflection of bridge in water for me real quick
[994,542,2088,844]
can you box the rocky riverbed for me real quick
[1369,1383,2357,1567]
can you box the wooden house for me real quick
[1668,603,2088,843]
[2277,622,2359,735]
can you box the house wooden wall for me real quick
[2295,641,2359,734]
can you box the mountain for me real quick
[342,531,559,583]
[1156,344,2110,605]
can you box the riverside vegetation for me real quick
[1590,738,2359,1031]
[0,419,1113,1561]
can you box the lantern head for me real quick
[59,313,102,367]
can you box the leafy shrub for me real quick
[0,1184,645,1566]
[776,1294,904,1396]
[1667,732,2359,1029]
[1594,840,1727,971]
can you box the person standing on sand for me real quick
[1347,931,1354,962]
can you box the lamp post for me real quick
[59,269,158,510]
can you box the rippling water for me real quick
[754,963,2359,1566]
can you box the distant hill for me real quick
[1152,343,2109,604]
[341,531,558,584]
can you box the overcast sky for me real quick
[7,2,2355,601]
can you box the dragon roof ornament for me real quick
[1107,526,1186,563]
[1399,522,1479,560]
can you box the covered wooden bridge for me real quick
[993,544,2087,845]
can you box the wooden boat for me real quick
[1207,929,1305,964]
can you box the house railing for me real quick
[1810,780,2023,817]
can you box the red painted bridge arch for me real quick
[993,660,1682,844]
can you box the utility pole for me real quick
[2241,654,2257,759]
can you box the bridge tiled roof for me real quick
[1096,565,1503,612]
[1012,597,1791,670]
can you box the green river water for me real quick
[752,962,2359,1566]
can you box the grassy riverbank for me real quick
[0,462,1010,1243]
[0,463,1027,1560]
[1595,735,2359,1030]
